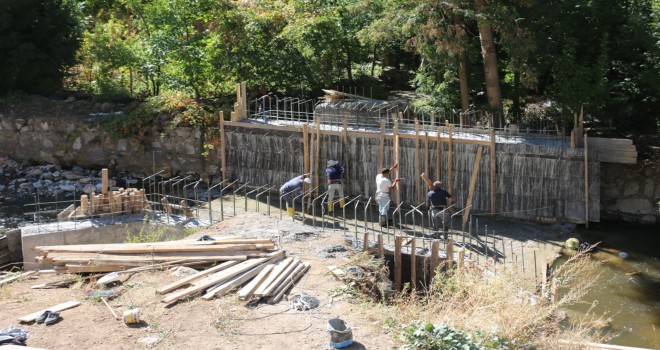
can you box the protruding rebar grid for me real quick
[311,191,329,229]
[207,179,228,223]
[255,186,275,213]
[300,186,318,223]
[245,185,266,212]
[342,196,360,232]
[233,182,250,216]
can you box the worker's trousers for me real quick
[376,194,391,217]
[327,183,344,203]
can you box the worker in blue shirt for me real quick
[325,160,344,213]
[280,174,311,216]
[428,181,453,239]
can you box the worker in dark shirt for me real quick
[325,160,344,213]
[428,181,453,239]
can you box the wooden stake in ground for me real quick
[18,300,81,323]
[462,146,483,229]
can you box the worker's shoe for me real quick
[287,207,294,216]
[379,215,388,227]
[327,202,333,213]
[339,198,345,209]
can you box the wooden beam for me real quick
[584,133,589,228]
[219,112,226,183]
[462,146,484,229]
[156,260,240,295]
[18,300,81,323]
[436,128,442,182]
[342,115,349,184]
[458,250,465,272]
[266,263,310,304]
[445,239,454,269]
[253,257,293,296]
[101,168,108,196]
[424,132,430,207]
[393,115,400,206]
[363,232,369,252]
[0,270,37,286]
[378,233,384,259]
[394,235,402,292]
[202,261,272,300]
[415,121,421,205]
[378,120,386,170]
[490,129,496,217]
[430,240,440,280]
[315,118,322,199]
[237,264,274,300]
[448,124,453,193]
[302,124,310,177]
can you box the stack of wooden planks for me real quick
[34,238,277,273]
[158,250,310,305]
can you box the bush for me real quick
[399,322,511,350]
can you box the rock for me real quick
[59,184,77,192]
[623,183,640,197]
[32,181,44,189]
[28,168,43,177]
[52,171,61,178]
[101,102,115,113]
[640,215,656,225]
[615,198,653,214]
[0,185,5,191]
[78,177,93,184]
[170,266,199,277]
[83,183,96,194]
[64,172,83,180]
[19,183,33,191]
[72,165,85,173]
[64,96,76,102]
[41,172,53,180]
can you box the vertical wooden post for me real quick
[410,237,417,290]
[315,118,322,198]
[394,235,403,291]
[490,129,496,217]
[302,124,310,176]
[462,146,483,228]
[80,194,89,215]
[584,133,589,228]
[431,111,436,126]
[541,262,549,294]
[240,82,248,119]
[393,116,400,206]
[342,115,349,185]
[448,124,454,193]
[436,128,442,182]
[219,112,226,183]
[458,250,465,272]
[415,120,421,205]
[431,240,440,280]
[101,169,109,197]
[424,132,430,207]
[378,233,384,259]
[378,120,386,170]
[363,231,369,252]
[446,239,454,270]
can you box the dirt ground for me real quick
[0,211,569,350]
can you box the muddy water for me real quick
[563,224,660,349]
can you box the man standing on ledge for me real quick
[376,163,400,227]
[325,160,345,213]
[280,173,311,216]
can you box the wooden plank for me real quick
[424,132,430,207]
[436,128,442,182]
[446,239,454,269]
[587,137,633,146]
[266,263,310,304]
[448,124,453,193]
[101,168,108,196]
[37,241,275,253]
[219,112,227,183]
[265,262,306,303]
[315,117,321,198]
[303,124,310,178]
[394,133,400,206]
[415,121,421,205]
[253,257,293,296]
[0,270,37,286]
[394,235,402,292]
[377,234,384,259]
[257,258,301,297]
[410,237,417,290]
[584,133,589,228]
[157,260,240,295]
[18,300,81,323]
[490,129,496,217]
[431,241,440,280]
[237,264,275,300]
[202,262,271,300]
[45,251,255,263]
[161,251,284,304]
[462,146,483,229]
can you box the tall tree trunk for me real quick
[474,0,503,128]
[371,45,377,77]
[455,13,470,114]
[345,40,353,80]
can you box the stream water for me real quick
[1,198,658,348]
[563,223,660,348]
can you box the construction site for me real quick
[0,86,651,350]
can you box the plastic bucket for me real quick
[122,308,140,325]
[327,318,353,348]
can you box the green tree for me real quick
[0,0,82,94]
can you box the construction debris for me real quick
[17,301,81,323]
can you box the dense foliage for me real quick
[0,0,81,94]
[0,0,657,134]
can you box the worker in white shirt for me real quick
[375,163,400,227]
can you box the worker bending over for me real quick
[280,174,312,216]
[325,160,345,213]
